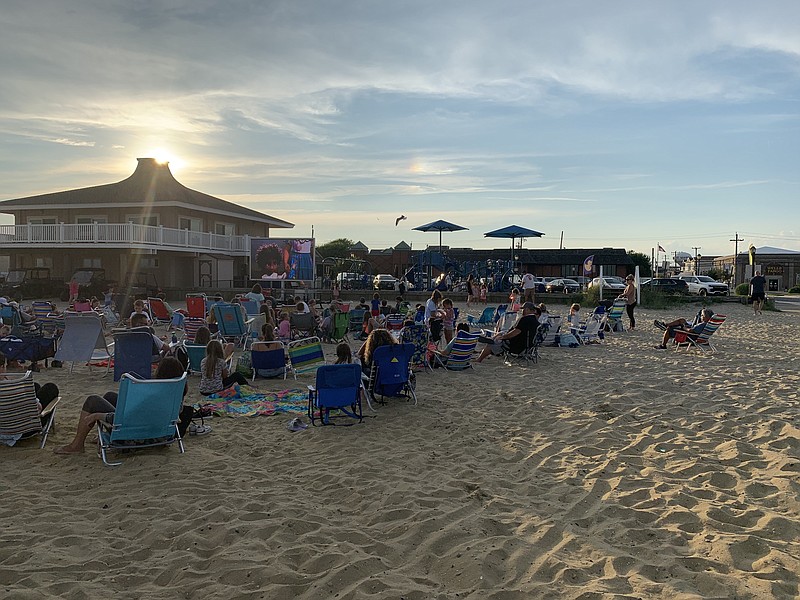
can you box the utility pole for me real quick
[730,232,744,287]
[692,246,701,275]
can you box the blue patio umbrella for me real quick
[484,225,545,264]
[412,219,469,254]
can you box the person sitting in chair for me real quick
[477,302,539,362]
[654,308,713,350]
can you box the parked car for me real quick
[545,278,581,293]
[676,274,729,296]
[640,277,689,295]
[1,268,64,300]
[336,272,367,290]
[373,274,397,290]
[588,276,626,291]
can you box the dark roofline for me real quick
[0,158,293,228]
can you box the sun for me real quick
[148,148,185,171]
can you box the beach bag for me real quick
[235,352,253,378]
[558,333,579,348]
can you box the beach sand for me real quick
[1,301,798,599]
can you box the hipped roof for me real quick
[0,158,293,228]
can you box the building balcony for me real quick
[0,223,250,255]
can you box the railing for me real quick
[0,223,249,254]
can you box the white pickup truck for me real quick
[676,275,729,296]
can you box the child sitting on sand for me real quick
[276,312,291,341]
[199,340,248,396]
[335,343,354,364]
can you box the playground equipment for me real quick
[407,249,519,292]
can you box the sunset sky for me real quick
[1,1,798,258]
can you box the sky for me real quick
[1,1,798,260]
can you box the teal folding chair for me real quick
[213,303,252,347]
[96,372,187,466]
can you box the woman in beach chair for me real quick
[654,308,713,350]
[54,357,199,455]
[356,329,396,376]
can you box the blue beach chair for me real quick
[96,372,188,466]
[307,363,363,426]
[213,303,252,347]
[251,343,288,381]
[184,344,206,374]
[367,343,417,406]
[467,306,496,328]
[113,331,155,381]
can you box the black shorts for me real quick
[751,292,765,301]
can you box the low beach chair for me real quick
[385,314,405,332]
[147,297,171,326]
[251,343,288,381]
[213,303,252,348]
[329,312,350,344]
[113,331,155,381]
[186,295,206,319]
[0,371,60,449]
[290,311,319,340]
[239,300,259,317]
[348,309,366,333]
[96,372,187,466]
[467,306,496,328]
[184,344,206,374]
[307,363,364,426]
[366,343,417,406]
[54,313,112,375]
[503,323,545,365]
[287,337,326,379]
[433,332,480,371]
[400,323,431,372]
[573,317,602,344]
[674,314,727,353]
[602,299,627,333]
[182,317,206,344]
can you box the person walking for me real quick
[619,274,637,330]
[749,270,766,315]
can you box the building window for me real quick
[140,257,159,269]
[35,257,53,268]
[127,215,159,226]
[179,217,203,231]
[215,222,235,236]
[27,217,57,225]
[82,258,102,268]
[76,217,108,224]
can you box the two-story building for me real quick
[0,158,293,290]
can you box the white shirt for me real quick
[522,273,535,290]
[424,298,438,322]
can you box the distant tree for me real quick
[317,238,355,258]
[706,267,726,282]
[627,251,652,277]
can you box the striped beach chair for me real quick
[433,333,480,371]
[0,371,60,449]
[674,314,727,353]
[287,337,326,379]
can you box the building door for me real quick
[198,258,213,289]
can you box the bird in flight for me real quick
[395,215,407,226]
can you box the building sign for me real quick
[764,264,783,276]
[250,238,315,281]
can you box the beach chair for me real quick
[96,372,188,466]
[147,297,171,325]
[494,304,508,323]
[239,300,259,316]
[348,308,366,333]
[251,343,288,381]
[307,364,364,426]
[503,323,545,365]
[185,294,206,319]
[385,314,405,331]
[541,315,562,346]
[602,299,627,332]
[467,306,496,328]
[31,301,52,321]
[0,305,37,337]
[573,317,602,344]
[674,314,727,353]
[54,313,112,375]
[290,311,319,340]
[213,303,252,347]
[182,317,206,344]
[330,312,350,344]
[183,343,206,374]
[495,311,518,333]
[73,301,93,312]
[0,371,60,449]
[287,337,326,379]
[400,323,432,372]
[366,343,417,406]
[113,331,155,381]
[31,302,59,337]
[433,332,480,371]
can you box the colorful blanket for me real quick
[196,385,307,417]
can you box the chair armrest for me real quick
[40,397,61,418]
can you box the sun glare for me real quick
[148,148,185,171]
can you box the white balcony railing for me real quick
[0,223,250,254]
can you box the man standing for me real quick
[521,271,536,303]
[477,302,539,362]
[749,271,766,315]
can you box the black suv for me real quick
[641,277,689,295]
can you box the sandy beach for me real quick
[1,300,798,599]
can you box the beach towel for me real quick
[196,385,306,417]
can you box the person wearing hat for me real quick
[477,301,540,362]
[618,274,638,330]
